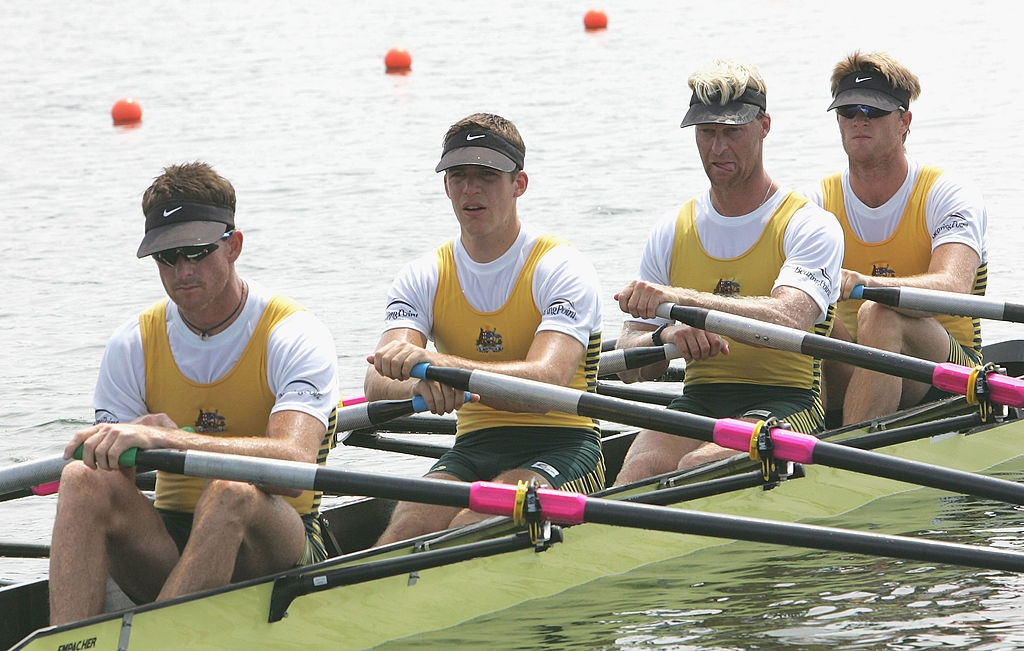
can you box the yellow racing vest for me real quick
[432,236,600,436]
[821,167,985,352]
[669,193,833,388]
[140,296,331,515]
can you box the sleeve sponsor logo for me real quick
[94,410,119,424]
[385,300,419,322]
[792,266,832,292]
[931,213,969,238]
[543,298,579,320]
[279,379,324,401]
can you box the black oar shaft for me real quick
[811,440,1024,504]
[580,498,1024,572]
[340,395,467,431]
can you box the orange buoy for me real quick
[384,48,412,74]
[583,9,608,30]
[111,98,143,126]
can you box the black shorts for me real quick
[157,508,328,566]
[668,383,824,434]
[429,426,605,493]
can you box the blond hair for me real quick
[688,59,767,105]
[830,51,921,104]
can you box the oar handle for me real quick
[598,344,682,376]
[850,285,865,300]
[410,363,430,379]
[411,393,473,409]
[72,445,138,467]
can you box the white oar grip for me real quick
[655,302,675,320]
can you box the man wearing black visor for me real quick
[809,51,989,426]
[49,162,340,623]
[367,113,605,544]
[612,59,843,483]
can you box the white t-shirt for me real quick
[636,188,844,324]
[804,158,988,260]
[382,225,603,346]
[93,280,340,428]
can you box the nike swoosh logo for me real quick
[854,76,872,83]
[466,134,486,141]
[163,206,183,217]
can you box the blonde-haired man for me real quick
[808,51,989,426]
[613,60,843,484]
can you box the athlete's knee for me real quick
[195,479,262,517]
[58,461,134,507]
[855,301,903,336]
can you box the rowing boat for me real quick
[2,342,1023,650]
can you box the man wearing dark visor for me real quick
[367,113,605,544]
[613,59,843,483]
[49,162,340,624]
[809,51,989,426]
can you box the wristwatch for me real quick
[651,323,669,347]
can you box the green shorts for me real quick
[667,383,824,434]
[429,426,606,493]
[158,509,328,567]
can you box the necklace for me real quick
[760,181,774,207]
[179,282,247,341]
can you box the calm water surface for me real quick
[1,0,1023,647]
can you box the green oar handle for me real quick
[72,445,139,467]
[71,426,196,468]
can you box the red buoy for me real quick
[111,98,143,126]
[583,10,608,30]
[384,48,412,74]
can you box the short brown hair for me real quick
[142,162,236,214]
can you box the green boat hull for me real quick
[6,395,1023,650]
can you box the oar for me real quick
[0,542,50,559]
[0,395,466,502]
[598,344,682,377]
[597,381,675,406]
[343,432,450,459]
[851,285,1024,323]
[334,394,470,436]
[408,363,1024,506]
[654,303,1024,408]
[87,447,1024,573]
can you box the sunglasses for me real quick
[836,104,894,120]
[153,232,232,267]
